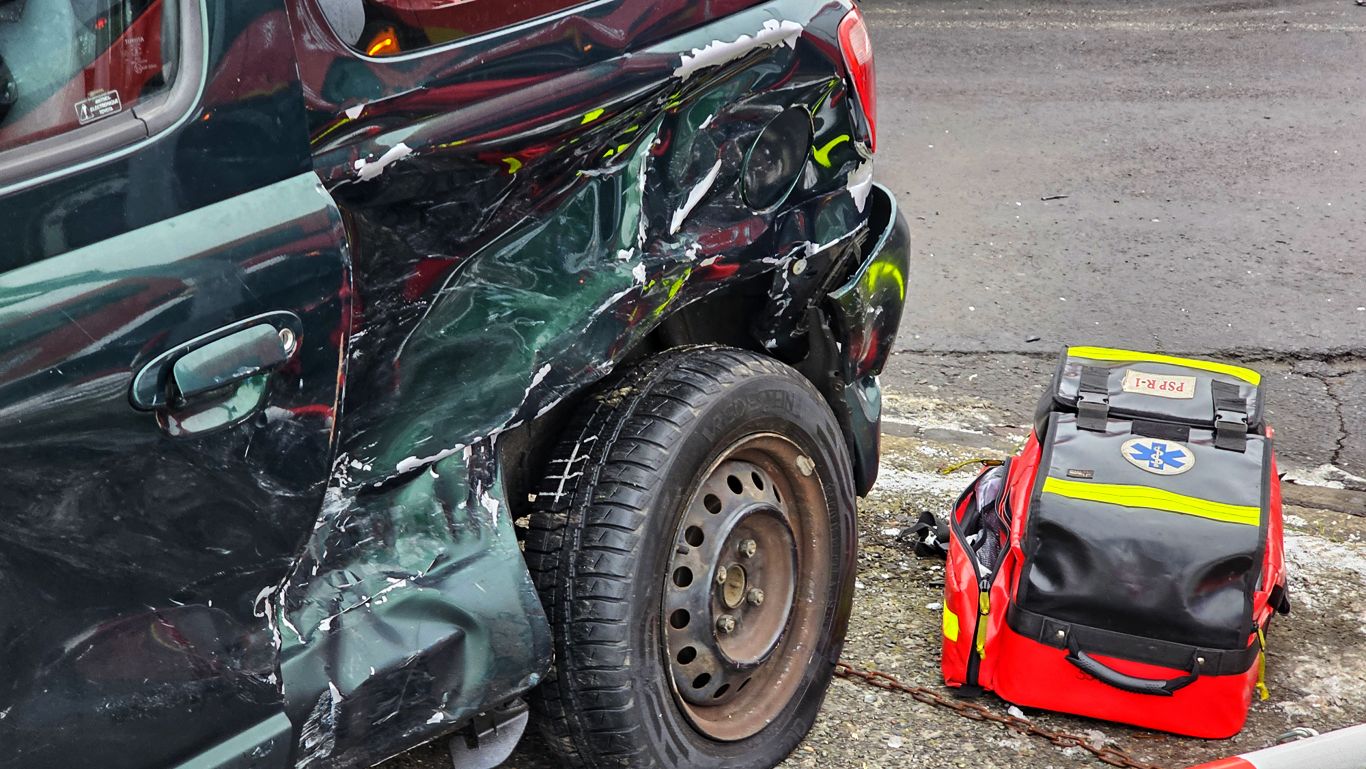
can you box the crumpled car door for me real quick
[0,1,349,767]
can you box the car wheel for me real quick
[525,345,857,769]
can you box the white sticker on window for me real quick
[1122,369,1197,399]
[75,91,123,126]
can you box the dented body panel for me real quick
[0,0,908,766]
[0,0,352,765]
[0,175,349,766]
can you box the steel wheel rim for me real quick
[661,433,832,742]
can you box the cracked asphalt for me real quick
[385,1,1366,767]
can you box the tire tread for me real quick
[526,346,841,769]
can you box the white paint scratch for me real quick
[528,364,552,392]
[479,490,501,523]
[636,151,650,247]
[670,159,723,234]
[396,443,465,474]
[847,160,874,212]
[354,142,413,182]
[252,586,275,618]
[675,19,805,80]
[804,236,845,257]
[590,286,634,317]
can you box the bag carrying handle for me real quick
[1064,637,1199,697]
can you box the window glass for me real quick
[318,0,584,56]
[0,0,179,153]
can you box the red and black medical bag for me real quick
[941,347,1289,738]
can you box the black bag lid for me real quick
[1043,346,1264,443]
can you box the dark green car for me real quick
[0,1,908,767]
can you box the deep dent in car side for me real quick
[267,1,908,766]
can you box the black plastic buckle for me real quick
[1076,390,1110,431]
[1214,408,1249,452]
[1078,390,1108,406]
[1215,409,1248,429]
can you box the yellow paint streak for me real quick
[311,117,351,146]
[864,260,906,302]
[650,268,692,319]
[811,78,840,112]
[811,134,851,167]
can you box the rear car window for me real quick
[317,0,584,56]
[0,0,179,153]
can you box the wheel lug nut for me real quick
[738,539,758,558]
[747,588,765,606]
[716,615,737,634]
[715,566,729,585]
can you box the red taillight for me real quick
[838,7,877,152]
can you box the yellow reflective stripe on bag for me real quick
[1041,477,1261,527]
[1067,346,1261,386]
[943,606,960,642]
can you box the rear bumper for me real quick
[827,183,910,494]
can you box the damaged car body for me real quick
[0,0,908,767]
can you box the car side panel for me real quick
[0,1,350,767]
[0,172,350,768]
[279,0,888,765]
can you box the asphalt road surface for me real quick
[386,2,1366,768]
[873,0,1366,480]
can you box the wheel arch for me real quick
[497,261,844,528]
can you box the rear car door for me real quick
[0,2,349,767]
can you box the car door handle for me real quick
[130,312,301,411]
[170,324,289,405]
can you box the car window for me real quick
[317,0,585,56]
[0,0,179,154]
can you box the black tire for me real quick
[524,345,857,769]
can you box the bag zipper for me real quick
[950,460,1011,693]
[963,576,991,690]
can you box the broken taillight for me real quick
[838,6,877,153]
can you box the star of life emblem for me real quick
[1121,437,1195,476]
